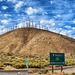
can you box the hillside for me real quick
[0,27,75,55]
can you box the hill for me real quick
[0,27,75,55]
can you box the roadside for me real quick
[0,66,75,74]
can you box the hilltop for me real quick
[0,27,75,55]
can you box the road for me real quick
[53,66,75,73]
[0,66,75,75]
[0,70,41,75]
[0,70,39,75]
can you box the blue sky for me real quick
[0,0,75,39]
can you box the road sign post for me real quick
[61,65,63,72]
[52,65,53,73]
[25,60,29,73]
[50,53,65,73]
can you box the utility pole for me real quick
[13,24,14,30]
[39,21,40,29]
[26,20,27,27]
[9,26,10,31]
[42,25,43,29]
[29,19,30,27]
[35,23,36,28]
[26,20,28,27]
[32,19,33,27]
[10,25,12,30]
[47,27,48,30]
[16,22,17,29]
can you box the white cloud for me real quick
[54,15,61,18]
[42,12,48,15]
[60,30,66,35]
[72,27,75,30]
[48,27,74,39]
[49,19,56,26]
[73,37,75,39]
[17,23,24,28]
[49,27,63,33]
[2,6,8,10]
[4,14,11,17]
[29,16,35,19]
[40,19,56,26]
[51,23,55,26]
[25,7,38,15]
[72,19,75,24]
[0,26,7,35]
[0,28,7,35]
[0,0,3,2]
[49,19,54,23]
[60,30,72,37]
[50,0,54,4]
[17,22,26,28]
[7,0,17,3]
[14,1,24,12]
[72,35,75,39]
[1,20,9,24]
[65,26,72,29]
[40,20,49,24]
[0,25,5,29]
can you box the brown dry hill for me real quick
[0,27,75,55]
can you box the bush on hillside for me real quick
[39,69,48,74]
[12,63,26,69]
[0,63,4,67]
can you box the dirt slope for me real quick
[0,27,75,55]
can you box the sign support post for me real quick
[61,65,63,72]
[25,60,29,73]
[52,65,54,73]
[27,66,28,73]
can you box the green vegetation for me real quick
[39,69,48,74]
[72,73,75,75]
[12,63,26,69]
[0,52,75,69]
[65,56,75,66]
[0,63,3,67]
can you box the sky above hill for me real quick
[0,0,75,39]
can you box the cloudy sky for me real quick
[0,0,75,39]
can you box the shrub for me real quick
[39,69,48,74]
[72,73,75,75]
[12,63,26,69]
[4,62,12,66]
[28,69,38,74]
[28,62,44,68]
[7,53,12,56]
[0,63,4,67]
[65,59,75,66]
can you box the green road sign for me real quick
[50,53,65,65]
[25,60,29,67]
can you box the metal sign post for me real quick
[61,65,63,72]
[25,60,29,73]
[52,65,54,73]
